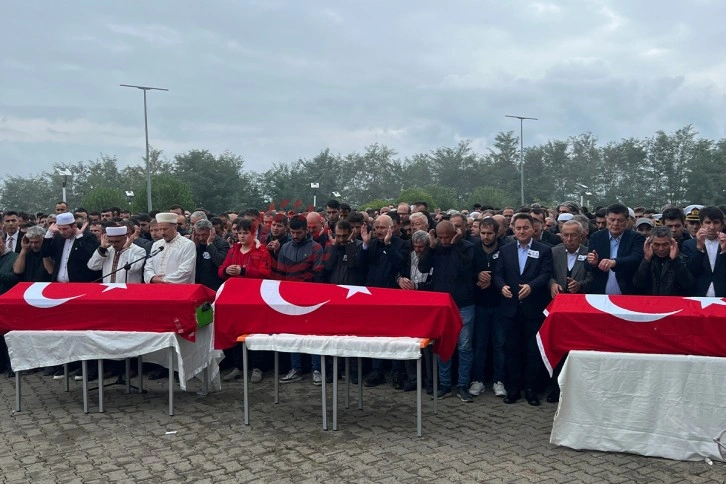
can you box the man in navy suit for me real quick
[586,203,644,295]
[682,206,726,296]
[3,211,23,254]
[493,213,553,406]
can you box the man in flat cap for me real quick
[87,224,146,283]
[144,213,196,284]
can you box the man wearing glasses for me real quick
[587,203,644,295]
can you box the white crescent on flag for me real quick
[584,294,681,323]
[260,280,329,316]
[23,282,85,309]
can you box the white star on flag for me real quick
[101,283,128,293]
[337,285,372,299]
[684,297,726,309]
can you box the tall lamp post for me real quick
[505,115,538,206]
[56,169,72,203]
[120,84,169,212]
[311,182,320,210]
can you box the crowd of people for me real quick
[1,197,724,407]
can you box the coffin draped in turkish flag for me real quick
[0,282,216,341]
[213,278,464,361]
[537,293,726,376]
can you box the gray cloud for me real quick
[1,0,725,178]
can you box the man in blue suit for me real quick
[586,203,644,295]
[493,213,553,406]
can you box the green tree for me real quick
[0,175,56,213]
[467,186,516,210]
[396,188,435,209]
[81,188,129,211]
[131,175,195,214]
[359,198,393,212]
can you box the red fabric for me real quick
[213,278,463,361]
[218,242,272,280]
[537,294,726,375]
[0,282,215,341]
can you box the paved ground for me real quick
[0,370,723,483]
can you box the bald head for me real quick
[435,220,456,247]
[306,212,324,235]
[492,215,507,239]
[373,214,393,241]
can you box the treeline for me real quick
[2,125,724,214]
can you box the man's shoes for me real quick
[425,385,434,396]
[223,368,242,382]
[363,371,385,387]
[457,386,474,403]
[525,389,540,406]
[503,392,520,404]
[493,381,507,397]
[312,370,322,386]
[75,368,98,382]
[7,369,15,378]
[250,368,263,383]
[468,381,485,396]
[391,371,404,390]
[43,366,59,377]
[402,381,417,392]
[280,369,303,384]
[436,387,452,400]
[147,368,168,380]
[52,367,66,380]
[546,388,560,403]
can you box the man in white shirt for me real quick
[144,213,196,284]
[683,206,726,297]
[87,225,146,283]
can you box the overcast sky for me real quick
[1,0,725,177]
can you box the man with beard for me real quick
[266,214,290,260]
[470,217,507,399]
[634,226,693,296]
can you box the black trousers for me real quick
[502,310,545,395]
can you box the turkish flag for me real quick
[537,294,726,376]
[0,282,216,341]
[213,278,463,361]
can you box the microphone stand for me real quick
[88,245,164,392]
[92,246,164,283]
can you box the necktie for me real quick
[110,251,122,283]
[6,236,13,252]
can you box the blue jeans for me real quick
[291,353,321,372]
[471,306,506,383]
[438,305,475,389]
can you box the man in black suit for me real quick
[682,206,726,296]
[493,213,553,406]
[586,203,644,295]
[41,212,100,283]
[3,211,23,254]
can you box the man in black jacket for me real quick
[41,212,100,283]
[682,206,726,296]
[430,221,476,402]
[194,219,230,291]
[633,226,693,295]
[323,219,366,286]
[360,214,408,387]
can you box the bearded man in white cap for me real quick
[41,211,100,282]
[87,224,146,283]
[143,213,196,284]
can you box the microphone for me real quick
[93,244,165,283]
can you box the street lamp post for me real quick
[120,84,169,212]
[311,183,320,211]
[56,169,72,203]
[505,115,538,206]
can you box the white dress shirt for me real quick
[87,243,147,283]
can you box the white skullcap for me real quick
[55,212,75,225]
[156,213,178,224]
[105,226,127,236]
[557,213,574,222]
